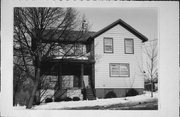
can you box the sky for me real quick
[76,8,158,40]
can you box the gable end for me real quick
[89,19,148,42]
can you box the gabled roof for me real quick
[89,19,148,42]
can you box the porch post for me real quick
[80,64,84,88]
[91,63,96,97]
[58,63,62,89]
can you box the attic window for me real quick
[104,37,113,53]
[124,38,134,54]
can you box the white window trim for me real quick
[124,38,134,54]
[109,63,130,77]
[104,37,113,53]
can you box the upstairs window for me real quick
[62,44,85,56]
[104,37,113,53]
[74,44,84,56]
[124,38,134,54]
[110,63,130,77]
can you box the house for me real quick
[40,19,148,100]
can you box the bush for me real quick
[126,89,139,97]
[33,95,41,105]
[35,101,40,105]
[54,97,63,102]
[33,96,40,105]
[45,98,53,103]
[104,91,117,99]
[64,97,72,101]
[73,97,80,101]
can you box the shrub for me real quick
[54,97,63,102]
[104,91,117,99]
[64,97,72,101]
[33,96,40,105]
[126,89,139,97]
[73,97,80,101]
[45,98,53,103]
[35,101,40,105]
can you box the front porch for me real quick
[40,58,96,101]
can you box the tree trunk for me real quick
[26,67,40,109]
[151,77,153,97]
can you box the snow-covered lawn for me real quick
[14,91,158,110]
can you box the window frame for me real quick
[109,63,130,77]
[103,37,114,53]
[124,38,134,54]
[74,43,84,56]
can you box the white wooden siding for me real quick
[94,25,144,88]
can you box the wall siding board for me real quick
[94,25,144,89]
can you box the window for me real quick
[109,63,130,77]
[74,44,84,56]
[62,44,75,56]
[59,44,85,56]
[104,37,113,53]
[124,38,134,54]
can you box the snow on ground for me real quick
[14,91,158,110]
[13,104,27,110]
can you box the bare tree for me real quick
[13,7,90,108]
[143,40,158,97]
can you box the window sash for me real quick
[110,63,130,77]
[104,38,113,53]
[125,39,134,54]
[74,44,84,55]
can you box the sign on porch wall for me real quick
[110,63,130,77]
[62,75,74,88]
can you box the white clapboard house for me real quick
[41,19,148,100]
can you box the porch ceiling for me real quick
[49,58,95,64]
[41,60,93,76]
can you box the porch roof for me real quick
[43,58,95,64]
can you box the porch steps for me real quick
[86,88,96,100]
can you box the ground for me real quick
[64,101,158,110]
[14,91,158,110]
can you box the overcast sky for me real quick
[76,8,158,40]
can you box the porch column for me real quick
[91,63,95,89]
[91,63,96,97]
[80,64,84,88]
[58,63,62,89]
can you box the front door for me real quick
[83,75,90,88]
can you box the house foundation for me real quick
[95,88,144,99]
